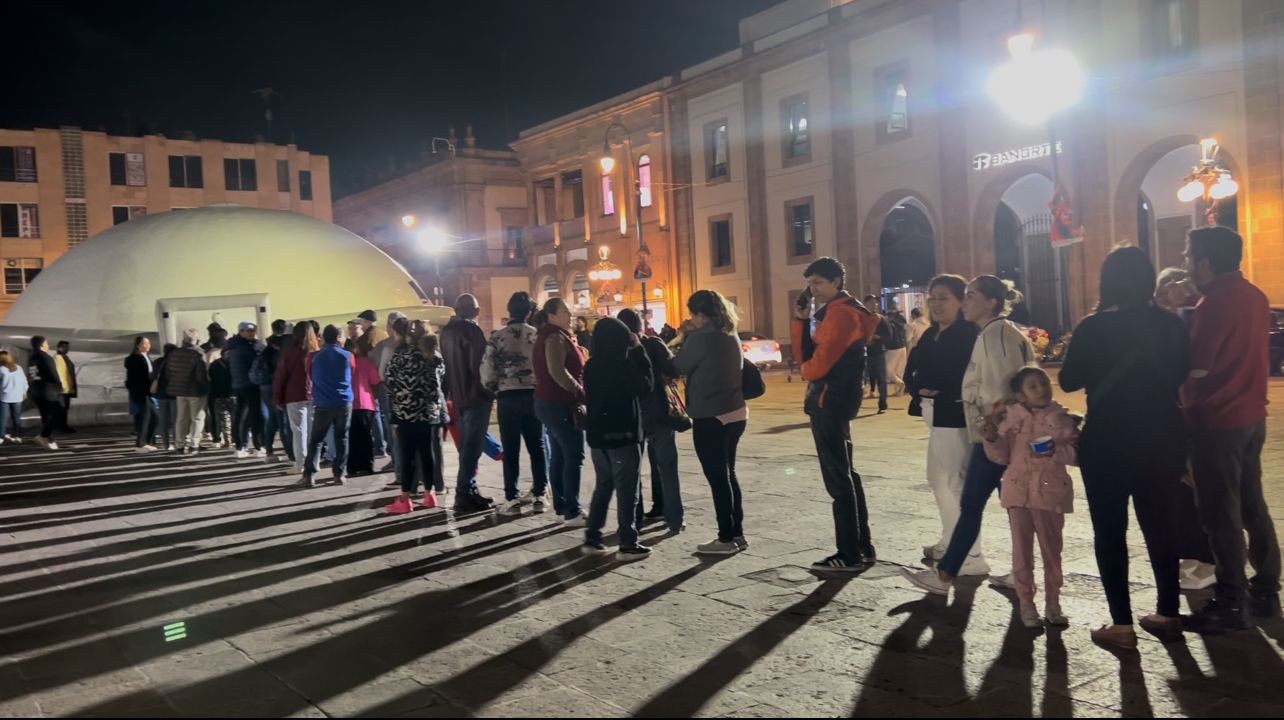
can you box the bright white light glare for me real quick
[1199,137,1218,159]
[613,293,623,302]
[1177,180,1204,203]
[417,227,449,254]
[1007,32,1035,57]
[652,287,663,298]
[1210,174,1238,200]
[600,156,615,174]
[987,47,1085,125]
[401,214,416,228]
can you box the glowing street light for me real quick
[1178,138,1238,203]
[599,153,615,175]
[401,214,417,228]
[417,226,450,255]
[986,33,1084,125]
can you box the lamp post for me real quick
[600,122,652,329]
[1177,137,1238,225]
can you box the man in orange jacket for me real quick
[791,257,882,571]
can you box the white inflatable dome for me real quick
[4,205,428,331]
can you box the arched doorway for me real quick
[570,272,590,313]
[536,275,559,307]
[991,173,1067,334]
[1135,143,1239,273]
[880,199,935,282]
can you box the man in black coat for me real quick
[26,335,64,450]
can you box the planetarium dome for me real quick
[4,204,430,331]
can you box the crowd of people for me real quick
[2,225,1278,649]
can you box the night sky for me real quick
[2,0,781,197]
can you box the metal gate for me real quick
[1019,214,1070,335]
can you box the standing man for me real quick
[794,258,881,570]
[861,295,892,414]
[441,294,496,511]
[482,292,549,515]
[1181,227,1281,630]
[374,311,407,479]
[225,321,266,459]
[162,328,210,454]
[54,341,77,432]
[302,324,356,487]
[125,336,159,451]
[26,335,64,450]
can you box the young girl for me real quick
[983,366,1078,628]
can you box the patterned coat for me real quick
[384,345,447,425]
[480,322,538,394]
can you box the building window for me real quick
[0,146,37,183]
[168,155,204,188]
[638,155,653,208]
[534,178,556,225]
[299,170,313,200]
[109,152,146,186]
[601,173,615,216]
[561,170,584,220]
[785,197,815,261]
[781,94,811,164]
[224,158,257,191]
[874,62,911,143]
[705,119,729,181]
[3,258,42,295]
[276,159,289,191]
[0,203,39,238]
[710,214,734,273]
[1150,0,1197,59]
[504,226,525,266]
[111,205,147,226]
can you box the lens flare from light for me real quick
[987,47,1085,125]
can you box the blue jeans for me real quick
[372,395,388,456]
[939,443,1006,576]
[587,445,643,548]
[456,403,492,495]
[234,386,263,451]
[3,401,22,437]
[260,386,291,458]
[305,405,352,478]
[535,399,584,520]
[645,427,683,531]
[156,398,177,448]
[498,392,548,501]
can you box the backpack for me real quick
[886,317,907,350]
[249,347,275,386]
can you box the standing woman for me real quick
[672,289,749,555]
[1,350,29,443]
[347,334,381,476]
[904,275,985,569]
[1059,247,1190,648]
[126,336,159,452]
[905,275,1033,594]
[533,298,588,525]
[384,317,448,512]
[574,316,594,358]
[275,322,319,475]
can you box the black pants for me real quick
[34,395,64,440]
[234,386,263,451]
[865,352,888,411]
[497,392,548,501]
[131,393,158,447]
[692,417,746,542]
[397,421,438,494]
[1191,420,1281,604]
[347,409,376,474]
[1081,461,1183,624]
[60,395,73,429]
[810,412,873,562]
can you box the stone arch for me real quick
[563,259,590,312]
[1113,133,1245,252]
[532,264,560,306]
[972,163,1054,279]
[859,189,941,295]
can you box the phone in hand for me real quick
[796,287,813,310]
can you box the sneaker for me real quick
[1184,598,1249,634]
[166,444,176,452]
[386,497,414,515]
[1091,624,1138,649]
[989,572,1017,589]
[583,541,610,555]
[562,514,588,528]
[902,567,951,596]
[497,499,523,516]
[923,543,947,562]
[733,536,749,550]
[284,465,302,475]
[298,475,320,488]
[235,449,250,459]
[956,556,992,577]
[45,440,60,450]
[619,544,652,561]
[812,554,865,572]
[1179,560,1217,591]
[1251,591,1281,619]
[255,448,268,459]
[1138,614,1183,643]
[333,475,347,486]
[421,491,439,509]
[877,408,887,415]
[1045,601,1069,627]
[695,539,740,555]
[453,493,493,513]
[517,491,536,504]
[137,444,159,453]
[667,523,687,535]
[531,496,548,513]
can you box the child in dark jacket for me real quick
[582,317,654,558]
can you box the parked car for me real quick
[1271,307,1284,375]
[739,331,783,367]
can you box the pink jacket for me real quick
[352,356,381,412]
[983,401,1078,513]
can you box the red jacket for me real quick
[1181,271,1269,431]
[273,343,311,407]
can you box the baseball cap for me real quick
[238,321,257,332]
[358,309,377,322]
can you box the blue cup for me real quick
[1029,435,1054,455]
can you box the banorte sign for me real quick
[972,141,1063,171]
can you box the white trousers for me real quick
[177,396,207,450]
[922,399,983,558]
[287,401,314,471]
[886,348,908,390]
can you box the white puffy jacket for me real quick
[961,317,1036,442]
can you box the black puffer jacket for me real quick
[161,346,210,398]
[224,335,264,391]
[584,318,653,449]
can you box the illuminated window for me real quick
[638,155,652,207]
[781,94,810,162]
[875,62,912,143]
[601,173,614,215]
[705,119,729,181]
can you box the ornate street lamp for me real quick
[1177,138,1238,203]
[600,122,653,325]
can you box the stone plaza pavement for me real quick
[2,372,1283,718]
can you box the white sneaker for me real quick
[497,499,523,516]
[518,491,536,504]
[1019,603,1043,628]
[166,444,176,452]
[923,543,947,561]
[236,449,250,459]
[562,514,588,528]
[284,465,303,475]
[903,568,951,595]
[989,572,1016,589]
[46,441,59,450]
[255,448,268,459]
[695,539,740,555]
[137,445,159,453]
[956,555,992,577]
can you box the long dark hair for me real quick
[1097,246,1156,311]
[533,298,568,328]
[687,289,738,334]
[970,275,1023,317]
